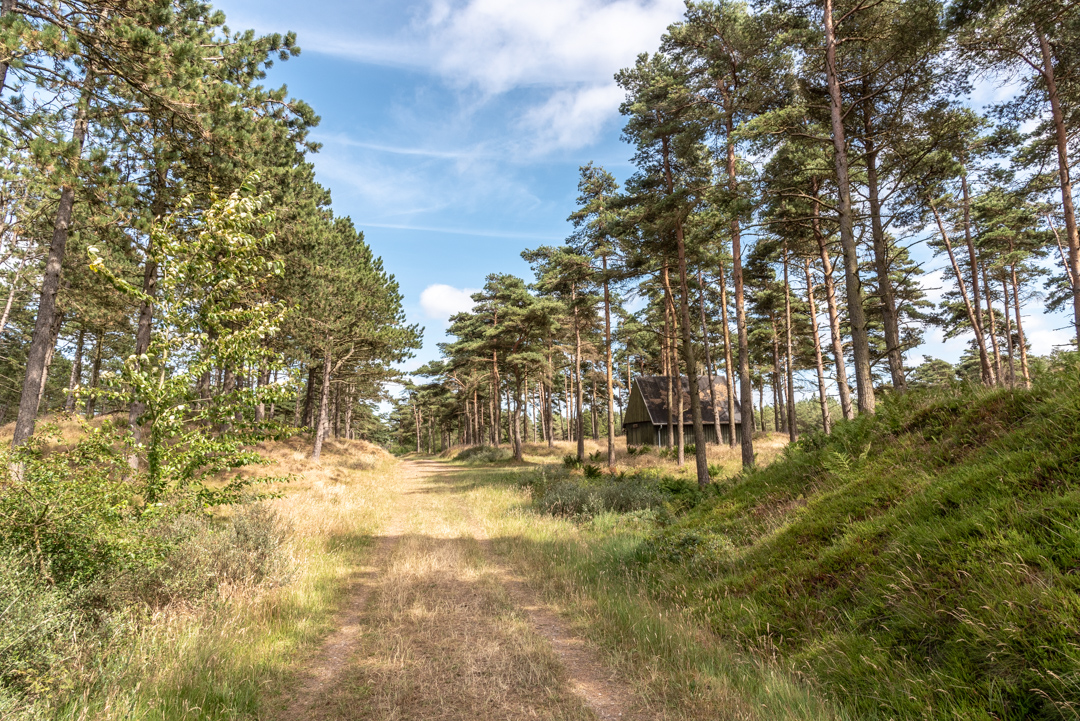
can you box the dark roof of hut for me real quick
[631,375,741,426]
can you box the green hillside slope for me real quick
[639,362,1080,719]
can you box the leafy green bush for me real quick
[454,446,513,463]
[583,463,602,478]
[562,453,583,469]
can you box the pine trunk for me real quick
[863,113,906,390]
[13,71,94,446]
[805,259,832,434]
[930,201,994,385]
[823,0,875,415]
[812,182,853,419]
[727,121,755,466]
[602,263,616,467]
[312,338,332,461]
[65,328,85,413]
[1037,31,1080,346]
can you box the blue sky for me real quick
[217,0,1073,385]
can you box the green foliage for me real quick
[0,426,142,586]
[88,178,293,505]
[563,453,583,469]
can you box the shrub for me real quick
[530,472,707,519]
[563,453,583,469]
[454,446,513,463]
[0,551,92,700]
[583,463,602,478]
[588,450,604,462]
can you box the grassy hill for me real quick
[517,359,1080,719]
[630,361,1080,719]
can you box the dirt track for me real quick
[275,459,644,721]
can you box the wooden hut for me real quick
[622,375,742,447]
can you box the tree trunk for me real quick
[727,119,755,465]
[0,252,27,334]
[35,312,64,414]
[982,264,1003,384]
[1010,262,1031,388]
[86,333,102,418]
[812,180,853,419]
[602,261,616,468]
[128,158,166,463]
[0,0,16,93]
[344,383,354,439]
[661,267,685,466]
[512,379,524,461]
[770,314,784,434]
[783,244,797,443]
[1001,277,1015,388]
[823,0,875,415]
[572,284,585,461]
[302,365,317,427]
[961,172,995,385]
[65,328,85,413]
[698,270,719,440]
[12,70,95,447]
[661,302,675,449]
[491,349,501,447]
[930,201,995,385]
[804,259,832,434]
[312,338,332,461]
[1038,30,1080,346]
[863,110,906,390]
[718,261,737,447]
[659,128,710,485]
[254,365,268,423]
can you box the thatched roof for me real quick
[631,375,741,426]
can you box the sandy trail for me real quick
[275,458,644,720]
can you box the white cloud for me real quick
[423,0,684,92]
[419,284,478,321]
[519,83,627,153]
[286,0,684,155]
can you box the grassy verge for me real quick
[14,436,395,720]
[430,464,846,721]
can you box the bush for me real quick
[563,453,583,469]
[583,463,602,478]
[530,471,707,519]
[0,551,92,700]
[117,502,291,608]
[454,445,513,463]
[0,429,293,708]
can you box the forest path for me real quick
[275,458,644,721]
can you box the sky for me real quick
[216,0,1074,389]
